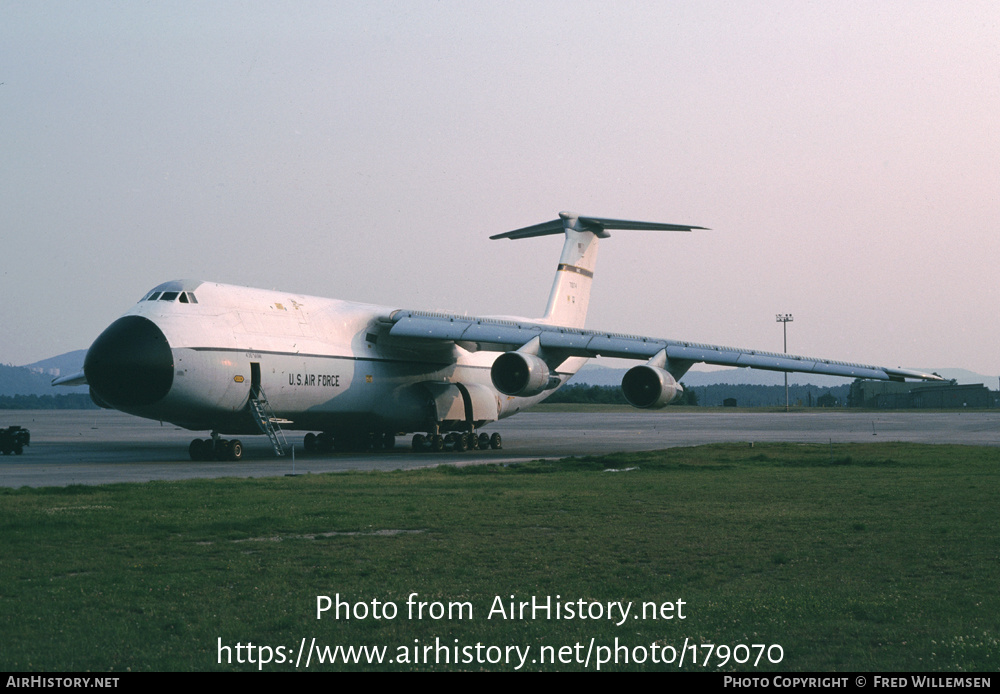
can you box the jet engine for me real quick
[491,351,556,397]
[621,365,683,409]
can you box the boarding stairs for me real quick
[249,387,290,457]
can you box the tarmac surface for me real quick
[1,408,998,487]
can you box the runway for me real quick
[1,408,998,487]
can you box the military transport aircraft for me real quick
[54,212,941,461]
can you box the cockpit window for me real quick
[141,285,200,305]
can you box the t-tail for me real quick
[491,212,708,328]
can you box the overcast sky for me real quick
[2,1,997,375]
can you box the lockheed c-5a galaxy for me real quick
[54,213,941,461]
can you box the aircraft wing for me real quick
[52,371,88,387]
[387,310,941,383]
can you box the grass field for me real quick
[1,442,997,671]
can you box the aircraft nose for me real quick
[84,316,174,410]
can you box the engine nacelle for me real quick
[491,351,553,397]
[621,365,683,409]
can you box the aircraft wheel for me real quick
[14,445,23,455]
[228,440,243,461]
[335,433,365,452]
[382,432,395,450]
[412,434,425,450]
[194,438,215,461]
[430,435,444,452]
[317,433,334,453]
[478,433,490,450]
[189,439,205,461]
[490,433,502,450]
[214,439,230,461]
[454,433,469,452]
[468,432,479,450]
[304,432,317,452]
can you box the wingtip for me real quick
[52,370,88,387]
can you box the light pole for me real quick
[776,314,794,411]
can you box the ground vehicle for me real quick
[0,426,30,455]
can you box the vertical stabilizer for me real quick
[542,213,600,328]
[490,212,707,329]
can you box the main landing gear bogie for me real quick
[189,437,244,461]
[302,431,397,454]
[410,431,501,452]
[188,429,499,461]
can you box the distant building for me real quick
[848,380,912,407]
[850,379,992,409]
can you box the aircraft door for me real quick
[250,362,261,398]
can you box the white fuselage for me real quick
[96,280,582,436]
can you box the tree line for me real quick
[0,394,99,410]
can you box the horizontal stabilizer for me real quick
[491,212,708,240]
[490,218,565,240]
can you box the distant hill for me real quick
[0,363,62,397]
[1,351,88,397]
[23,350,87,379]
